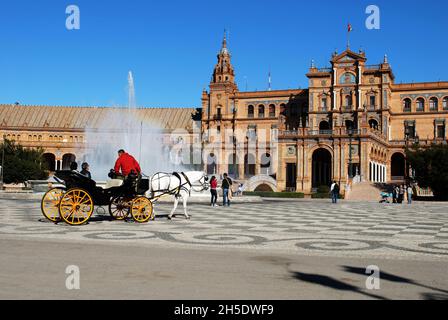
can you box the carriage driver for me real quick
[114,149,141,177]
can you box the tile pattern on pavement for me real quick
[1,199,448,259]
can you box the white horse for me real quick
[146,171,209,220]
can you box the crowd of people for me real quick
[391,184,414,204]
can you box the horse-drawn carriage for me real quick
[41,170,154,225]
[41,170,209,226]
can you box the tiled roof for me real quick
[0,105,200,131]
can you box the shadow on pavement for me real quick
[342,266,448,296]
[290,271,387,300]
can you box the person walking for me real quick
[398,185,405,204]
[330,181,340,204]
[392,185,397,203]
[394,186,400,204]
[210,176,218,207]
[407,185,413,204]
[221,173,233,207]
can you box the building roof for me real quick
[0,104,200,131]
[235,89,308,99]
[391,81,448,92]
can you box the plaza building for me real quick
[1,34,448,195]
[201,34,448,194]
[0,105,199,171]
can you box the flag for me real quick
[348,23,353,32]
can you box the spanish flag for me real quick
[348,23,353,32]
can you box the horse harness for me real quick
[152,172,192,199]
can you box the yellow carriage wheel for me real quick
[131,197,153,223]
[109,196,131,220]
[41,188,65,223]
[59,188,94,226]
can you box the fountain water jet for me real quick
[82,71,189,180]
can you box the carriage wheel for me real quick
[109,196,131,220]
[59,188,94,226]
[131,197,153,223]
[41,187,65,223]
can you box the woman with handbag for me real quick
[210,176,218,207]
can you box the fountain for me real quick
[83,71,188,180]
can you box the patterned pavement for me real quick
[1,199,448,260]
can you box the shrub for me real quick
[317,185,330,194]
[0,139,49,184]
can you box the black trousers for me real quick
[210,189,217,205]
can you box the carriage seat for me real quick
[102,179,124,189]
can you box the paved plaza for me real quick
[1,198,448,299]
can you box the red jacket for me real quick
[210,179,218,190]
[114,153,141,176]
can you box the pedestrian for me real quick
[394,186,400,204]
[398,185,405,204]
[221,173,233,207]
[407,185,413,204]
[80,162,91,179]
[237,183,244,196]
[330,181,340,204]
[392,185,397,203]
[210,176,218,207]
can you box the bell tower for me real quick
[209,31,238,92]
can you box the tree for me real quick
[406,144,448,200]
[1,139,49,184]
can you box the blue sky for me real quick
[0,0,447,108]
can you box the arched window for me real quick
[248,105,254,118]
[260,153,271,175]
[345,95,352,108]
[207,153,217,175]
[320,97,328,111]
[444,97,448,110]
[269,104,276,117]
[403,98,412,112]
[258,105,265,118]
[369,95,376,109]
[244,154,256,177]
[345,120,355,130]
[429,97,438,111]
[340,73,356,84]
[319,121,330,132]
[416,98,425,112]
[369,119,379,130]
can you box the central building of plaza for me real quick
[1,35,447,194]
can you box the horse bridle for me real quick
[191,173,209,192]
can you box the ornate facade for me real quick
[201,35,448,194]
[1,34,448,194]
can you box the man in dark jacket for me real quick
[221,173,233,207]
[114,149,141,177]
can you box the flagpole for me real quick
[347,24,350,49]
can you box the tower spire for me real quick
[210,32,238,91]
[222,29,227,48]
